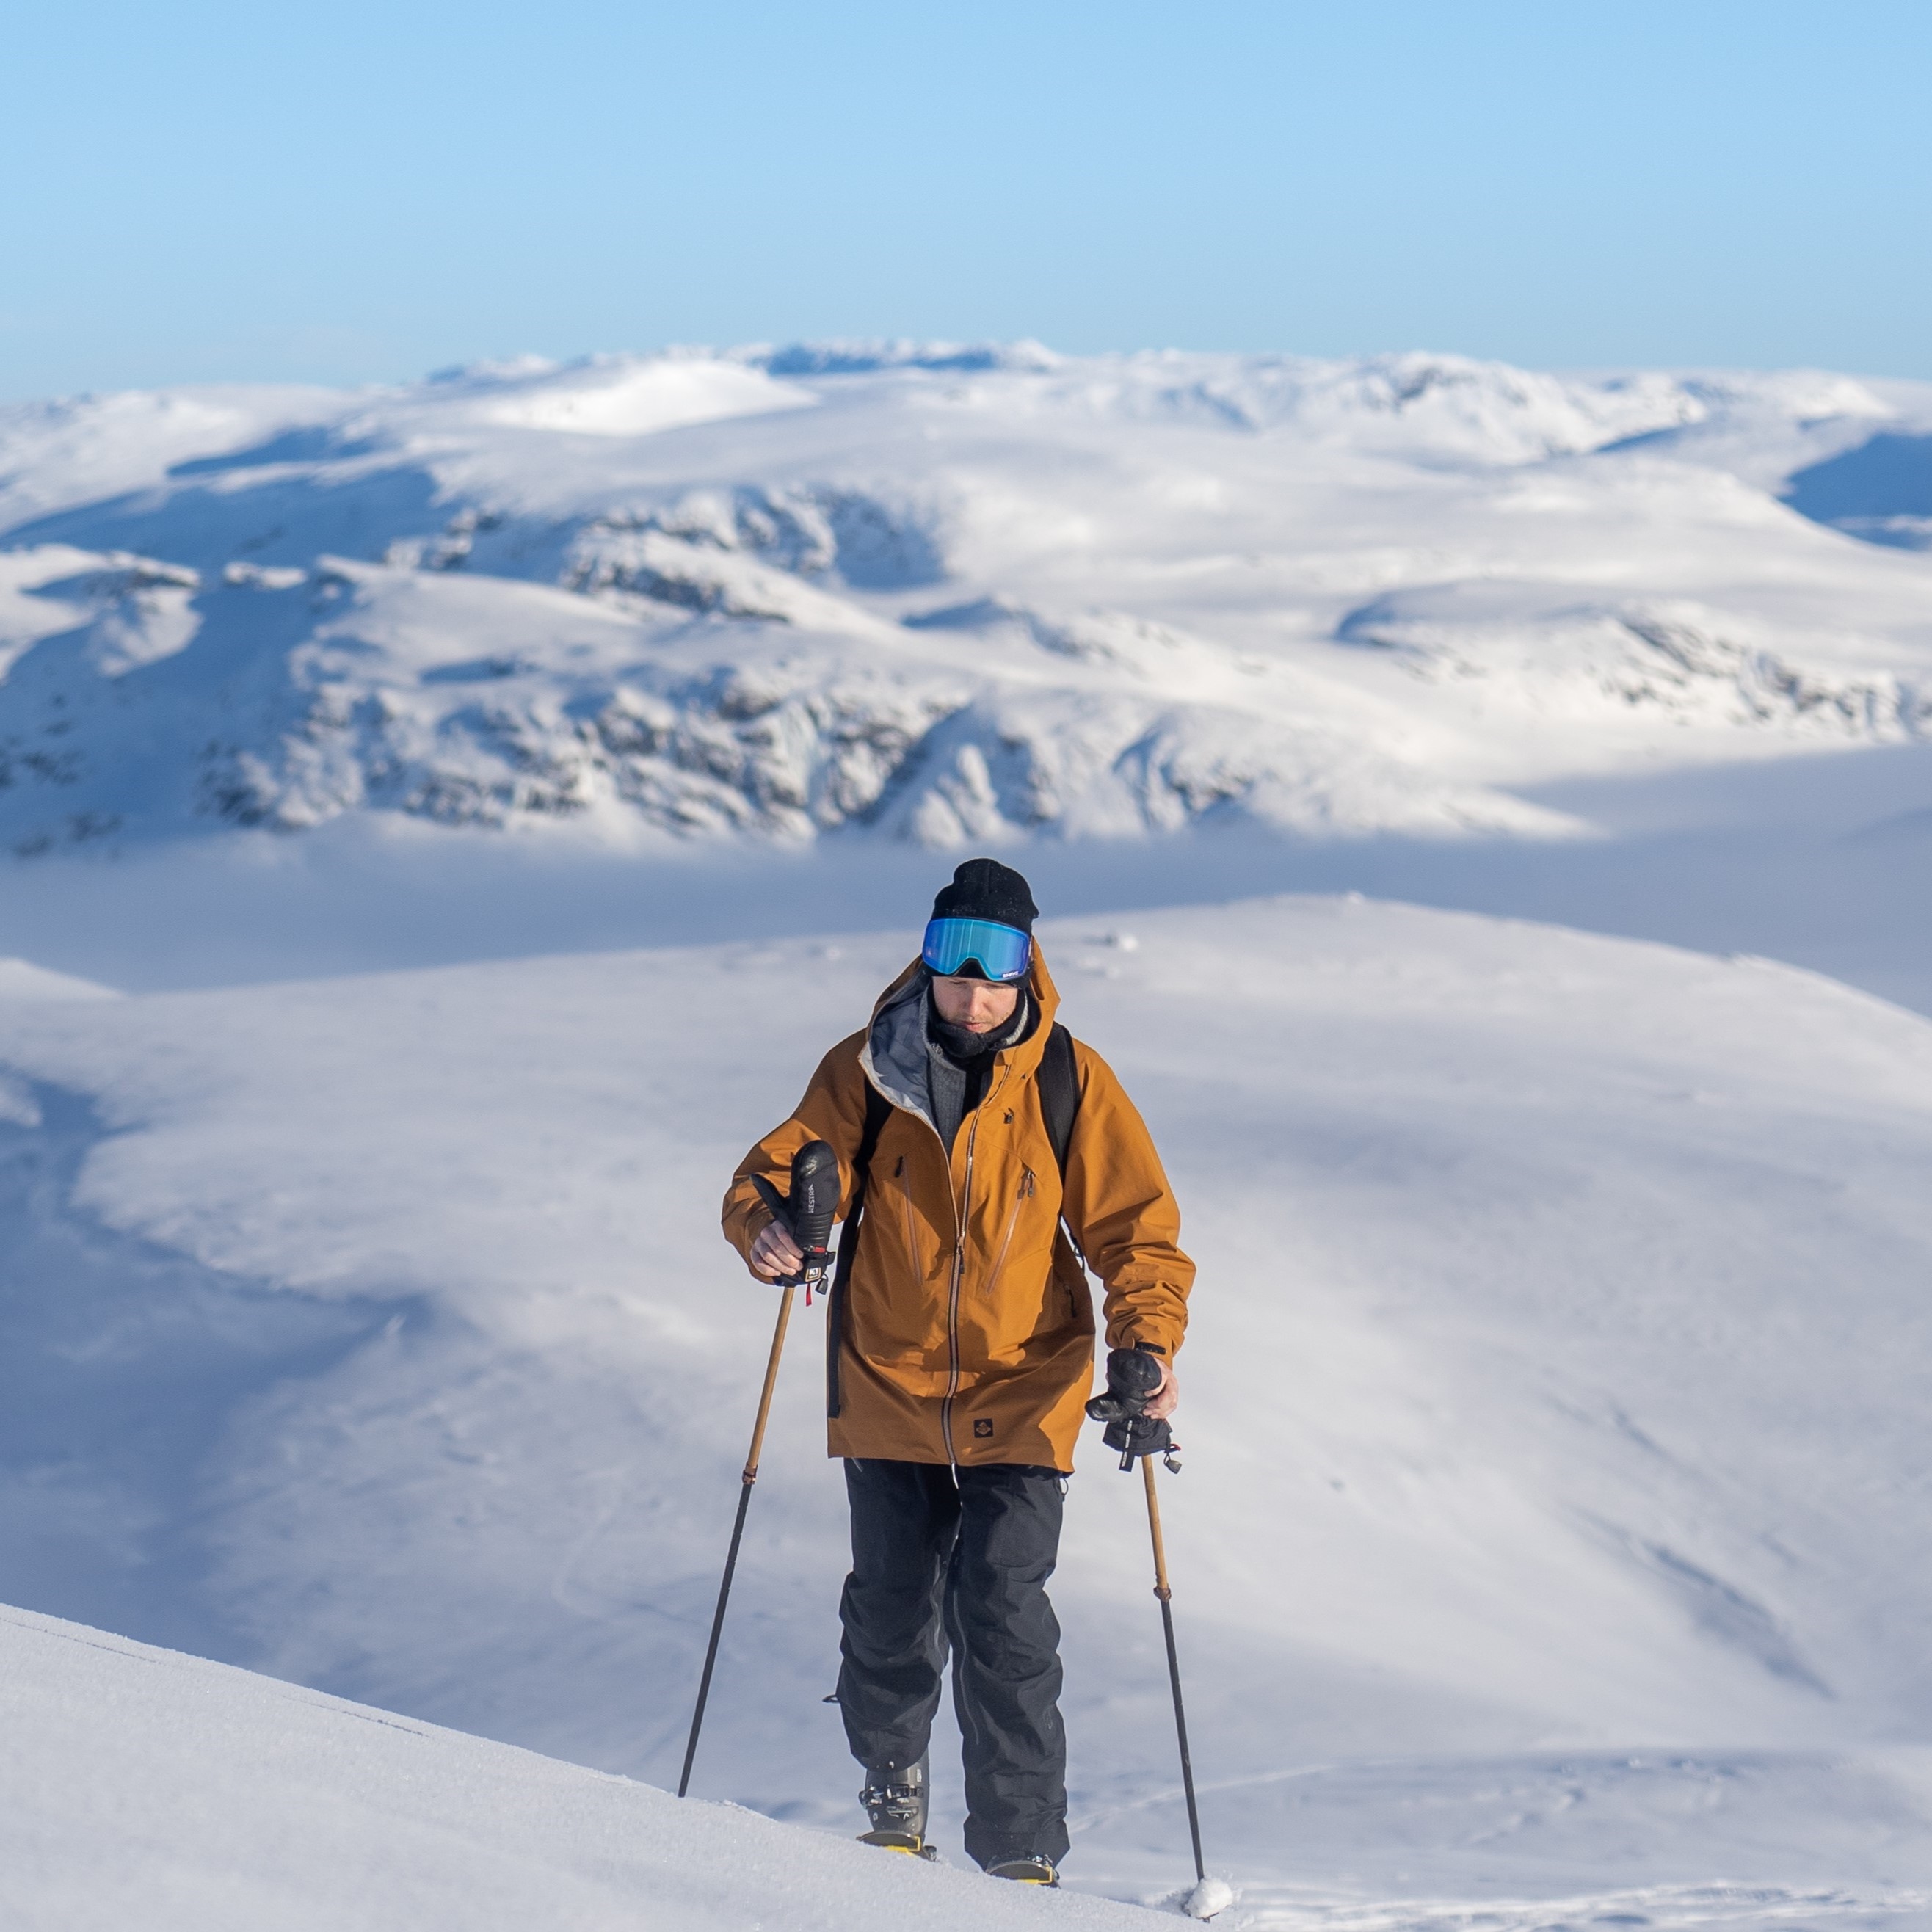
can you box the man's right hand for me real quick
[750,1218,805,1282]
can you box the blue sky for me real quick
[4,1,1928,398]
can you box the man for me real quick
[721,857,1193,1884]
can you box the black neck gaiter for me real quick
[924,984,1034,1148]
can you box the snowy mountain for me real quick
[9,344,1932,1927]
[4,345,1931,860]
[7,894,1932,1928]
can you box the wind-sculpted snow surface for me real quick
[5,896,1932,1925]
[4,346,1931,857]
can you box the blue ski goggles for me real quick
[920,916,1033,984]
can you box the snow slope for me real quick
[0,1600,1152,1932]
[4,346,1932,860]
[7,893,1932,1925]
[10,1597,1932,1932]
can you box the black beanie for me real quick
[932,857,1039,932]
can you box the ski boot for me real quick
[987,1853,1059,1886]
[857,1754,937,1860]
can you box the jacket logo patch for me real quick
[973,1418,994,1439]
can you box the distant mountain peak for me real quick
[2,348,1928,860]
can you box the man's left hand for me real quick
[1144,1360,1179,1420]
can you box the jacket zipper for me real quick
[982,1169,1034,1303]
[940,1112,980,1466]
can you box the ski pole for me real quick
[1141,1451,1205,1886]
[678,1139,838,1800]
[1086,1346,1209,1886]
[677,1278,794,1797]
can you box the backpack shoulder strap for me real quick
[1038,1022,1081,1182]
[857,1080,891,1174]
[1039,1023,1089,1274]
[826,1078,892,1420]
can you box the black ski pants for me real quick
[837,1458,1069,1870]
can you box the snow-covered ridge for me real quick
[3,345,1931,857]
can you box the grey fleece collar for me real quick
[862,970,940,1133]
[860,969,1031,1138]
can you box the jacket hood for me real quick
[861,945,1062,1130]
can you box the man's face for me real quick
[932,973,1020,1033]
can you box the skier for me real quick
[721,858,1194,1884]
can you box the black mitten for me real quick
[1084,1343,1164,1423]
[1084,1343,1176,1468]
[749,1140,839,1284]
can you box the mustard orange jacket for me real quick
[721,946,1194,1470]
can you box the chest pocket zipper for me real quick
[896,1155,919,1277]
[982,1168,1035,1300]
